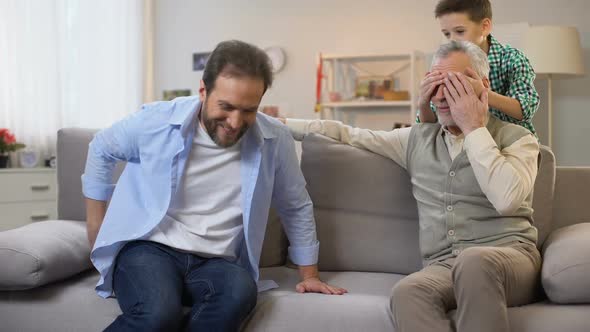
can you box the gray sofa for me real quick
[1,128,590,332]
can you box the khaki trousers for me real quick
[390,243,542,332]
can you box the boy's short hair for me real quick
[434,0,492,22]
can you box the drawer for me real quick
[0,171,57,203]
[0,201,57,231]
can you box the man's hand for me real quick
[277,117,286,125]
[296,277,348,295]
[443,72,488,136]
[418,71,445,122]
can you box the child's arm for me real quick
[466,52,540,122]
[487,91,526,120]
[500,52,540,122]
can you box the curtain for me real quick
[0,0,147,157]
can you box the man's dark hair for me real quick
[434,0,492,22]
[202,40,273,93]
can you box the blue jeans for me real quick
[104,241,257,332]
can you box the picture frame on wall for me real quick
[193,52,211,71]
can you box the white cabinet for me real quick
[0,168,57,231]
[317,52,427,130]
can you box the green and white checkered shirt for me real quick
[418,35,540,136]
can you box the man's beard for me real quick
[437,114,457,128]
[201,102,249,148]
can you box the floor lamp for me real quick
[523,26,585,148]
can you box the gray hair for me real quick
[432,41,490,79]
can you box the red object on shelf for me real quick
[315,53,323,113]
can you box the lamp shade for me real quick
[522,26,585,78]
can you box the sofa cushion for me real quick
[301,134,422,275]
[0,270,119,332]
[0,220,92,290]
[3,266,590,332]
[504,301,590,332]
[245,267,403,331]
[448,301,590,332]
[542,222,590,304]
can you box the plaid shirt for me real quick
[418,35,540,136]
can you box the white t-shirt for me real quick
[148,122,244,259]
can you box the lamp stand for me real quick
[547,74,553,148]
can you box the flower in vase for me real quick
[0,128,26,154]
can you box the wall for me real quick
[493,0,590,166]
[155,0,590,165]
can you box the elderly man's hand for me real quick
[418,71,445,114]
[443,72,488,136]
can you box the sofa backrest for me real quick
[55,128,286,267]
[301,134,423,275]
[57,127,565,273]
[300,134,557,274]
[57,128,123,221]
[552,167,590,232]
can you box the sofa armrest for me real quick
[0,220,92,290]
[542,222,590,304]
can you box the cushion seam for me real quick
[548,260,590,278]
[0,247,41,285]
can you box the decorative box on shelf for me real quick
[0,167,57,231]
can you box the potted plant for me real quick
[0,128,26,168]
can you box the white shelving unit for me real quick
[322,100,412,108]
[318,51,426,129]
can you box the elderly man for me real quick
[281,41,540,332]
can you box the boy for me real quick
[418,0,540,136]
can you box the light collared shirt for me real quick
[82,96,319,298]
[286,117,539,216]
